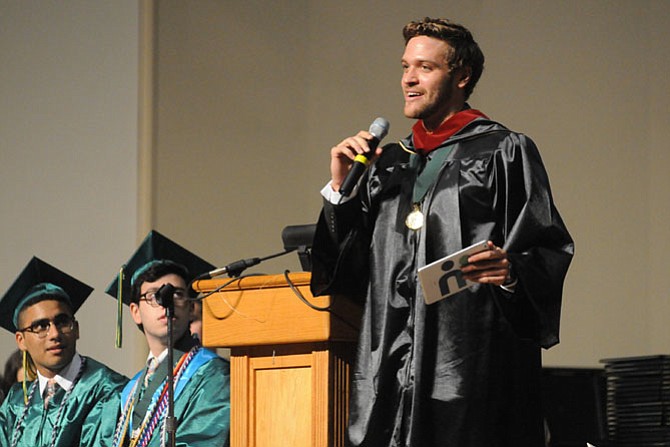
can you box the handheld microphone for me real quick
[338,117,390,197]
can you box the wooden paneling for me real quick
[194,274,359,447]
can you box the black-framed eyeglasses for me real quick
[139,287,189,308]
[18,314,77,339]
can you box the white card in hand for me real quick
[418,240,490,304]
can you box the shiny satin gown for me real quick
[116,347,230,447]
[311,118,574,447]
[0,356,127,447]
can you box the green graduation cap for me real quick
[0,257,93,333]
[105,230,215,347]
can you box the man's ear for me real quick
[73,320,80,341]
[457,66,472,90]
[15,331,26,351]
[129,302,142,325]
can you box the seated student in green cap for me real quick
[106,230,230,447]
[0,257,128,447]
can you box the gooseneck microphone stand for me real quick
[156,283,177,447]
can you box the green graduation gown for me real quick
[0,355,128,447]
[114,347,230,447]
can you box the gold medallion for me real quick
[405,204,424,230]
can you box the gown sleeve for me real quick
[310,143,406,300]
[310,195,371,300]
[491,132,574,348]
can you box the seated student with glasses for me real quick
[0,257,128,447]
[105,230,230,447]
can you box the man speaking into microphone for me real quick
[310,17,573,447]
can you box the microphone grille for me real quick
[369,117,390,140]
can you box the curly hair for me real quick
[403,17,485,100]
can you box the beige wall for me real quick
[0,1,142,377]
[1,1,668,377]
[152,1,670,368]
[647,0,670,357]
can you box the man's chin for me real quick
[42,360,70,375]
[403,105,427,121]
[403,107,419,119]
[46,347,73,360]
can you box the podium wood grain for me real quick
[194,273,360,447]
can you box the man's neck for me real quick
[37,353,81,392]
[146,337,169,359]
[38,368,64,380]
[146,331,197,359]
[36,354,76,380]
[422,100,467,132]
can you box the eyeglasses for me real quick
[139,287,189,308]
[18,314,77,338]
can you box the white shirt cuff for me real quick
[321,181,357,204]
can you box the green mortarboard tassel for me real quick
[22,350,29,405]
[115,265,125,348]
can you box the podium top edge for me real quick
[193,272,312,293]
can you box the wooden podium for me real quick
[193,272,361,447]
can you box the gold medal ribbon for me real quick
[407,143,456,225]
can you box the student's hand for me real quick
[461,241,514,287]
[330,131,384,192]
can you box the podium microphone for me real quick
[202,258,262,279]
[198,249,299,280]
[156,283,176,310]
[338,117,390,197]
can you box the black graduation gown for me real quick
[310,118,574,447]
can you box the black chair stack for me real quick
[601,355,670,446]
[541,367,607,447]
